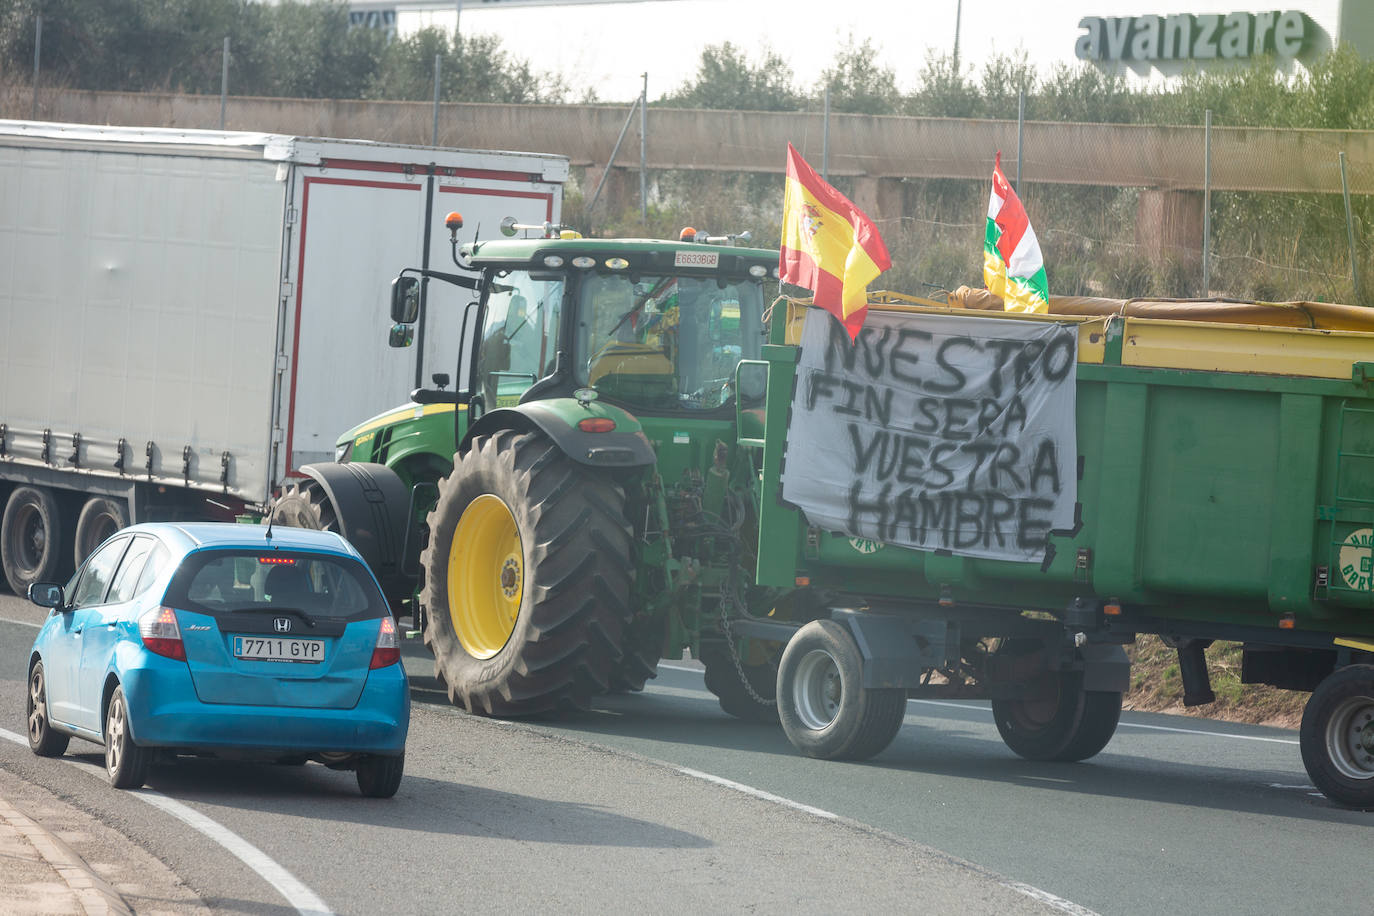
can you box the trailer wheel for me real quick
[777,620,907,759]
[700,641,779,723]
[1300,664,1374,809]
[74,497,128,566]
[990,640,1122,762]
[421,429,632,716]
[2,487,64,595]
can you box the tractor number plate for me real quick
[674,250,718,268]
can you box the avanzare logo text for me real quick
[1076,11,1313,64]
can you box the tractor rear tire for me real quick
[421,429,633,717]
[608,613,661,693]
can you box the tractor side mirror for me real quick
[388,324,414,348]
[391,275,420,324]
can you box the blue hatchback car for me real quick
[24,522,409,796]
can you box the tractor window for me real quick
[575,273,765,411]
[475,271,564,410]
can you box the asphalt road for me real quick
[3,590,1372,915]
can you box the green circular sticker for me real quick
[848,537,884,555]
[1339,527,1374,592]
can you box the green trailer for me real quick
[750,296,1374,807]
[275,214,1374,809]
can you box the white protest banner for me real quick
[780,308,1078,564]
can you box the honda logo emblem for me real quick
[273,617,291,633]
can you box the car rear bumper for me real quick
[122,663,409,756]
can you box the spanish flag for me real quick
[779,144,891,340]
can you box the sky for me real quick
[394,0,1350,102]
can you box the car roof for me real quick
[118,522,361,559]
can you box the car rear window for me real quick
[165,550,386,621]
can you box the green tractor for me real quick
[276,214,802,719]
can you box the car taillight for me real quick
[139,606,186,661]
[370,615,400,669]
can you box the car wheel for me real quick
[26,661,69,758]
[105,686,151,789]
[356,752,404,798]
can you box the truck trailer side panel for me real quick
[0,139,286,505]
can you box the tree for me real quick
[978,52,1036,120]
[816,37,900,115]
[1035,62,1136,123]
[366,27,566,103]
[658,42,801,111]
[906,51,980,118]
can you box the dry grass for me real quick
[1124,635,1307,730]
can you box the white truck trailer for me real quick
[0,119,568,594]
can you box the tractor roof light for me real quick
[748,264,768,278]
[543,255,565,268]
[445,211,464,241]
[605,257,630,271]
[572,256,596,269]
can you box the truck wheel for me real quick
[777,620,907,759]
[1300,664,1374,809]
[700,641,779,723]
[990,640,1122,762]
[421,429,632,716]
[2,486,63,595]
[74,497,128,566]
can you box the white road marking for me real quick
[0,727,334,916]
[658,665,1097,915]
[0,615,43,629]
[675,765,839,819]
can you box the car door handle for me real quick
[72,627,83,635]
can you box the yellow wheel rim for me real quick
[449,494,523,659]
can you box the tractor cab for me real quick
[389,216,778,421]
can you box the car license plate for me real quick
[233,636,324,663]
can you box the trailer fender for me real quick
[462,400,655,470]
[1080,643,1131,694]
[290,463,410,590]
[830,610,954,689]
